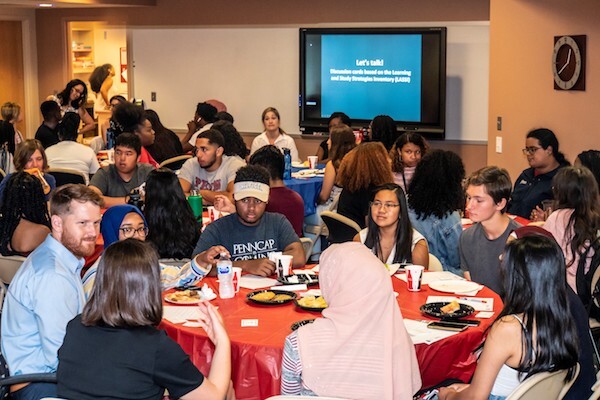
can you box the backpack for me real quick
[575,235,600,321]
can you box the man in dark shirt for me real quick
[35,100,61,148]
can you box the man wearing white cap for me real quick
[193,165,305,276]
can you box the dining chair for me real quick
[320,211,361,244]
[47,167,87,186]
[589,369,600,399]
[299,237,314,262]
[428,253,443,272]
[159,154,192,171]
[505,363,579,400]
[0,255,26,285]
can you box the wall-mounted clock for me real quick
[552,35,586,91]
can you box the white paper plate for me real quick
[428,280,482,294]
[164,292,203,305]
[292,161,307,168]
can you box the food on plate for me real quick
[165,289,201,303]
[298,296,328,309]
[251,291,276,301]
[440,300,461,314]
[272,293,293,302]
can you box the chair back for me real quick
[428,253,443,272]
[47,168,87,186]
[506,363,579,400]
[320,211,361,244]
[300,237,314,261]
[159,155,192,170]
[0,167,5,178]
[0,255,26,285]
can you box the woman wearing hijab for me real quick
[280,242,421,399]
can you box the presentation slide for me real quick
[320,34,422,121]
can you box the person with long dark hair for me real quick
[89,63,115,118]
[144,109,184,163]
[0,172,51,256]
[408,150,465,275]
[575,149,600,188]
[144,168,200,259]
[112,102,158,167]
[316,112,352,163]
[317,125,356,206]
[49,79,96,135]
[439,235,579,400]
[391,131,428,193]
[543,166,600,293]
[212,120,249,161]
[369,114,398,151]
[354,183,429,267]
[508,128,569,219]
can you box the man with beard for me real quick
[178,129,245,204]
[193,165,304,276]
[1,184,103,400]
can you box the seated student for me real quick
[89,132,154,207]
[178,129,246,204]
[249,145,304,237]
[250,107,299,162]
[369,114,398,151]
[145,109,184,164]
[34,100,61,149]
[460,166,521,296]
[0,172,51,256]
[180,102,218,153]
[82,204,217,296]
[193,165,305,276]
[575,149,600,188]
[281,242,421,398]
[316,111,351,164]
[112,102,159,168]
[212,120,249,162]
[57,239,232,400]
[391,131,427,193]
[438,235,579,400]
[45,112,100,183]
[354,183,429,267]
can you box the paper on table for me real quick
[426,295,494,312]
[300,289,322,297]
[239,275,279,290]
[163,306,201,324]
[403,319,459,345]
[395,271,465,285]
[270,284,308,292]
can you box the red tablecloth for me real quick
[160,274,502,400]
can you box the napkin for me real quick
[200,283,217,301]
[239,275,279,290]
[403,319,459,345]
[163,306,201,324]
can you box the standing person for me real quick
[316,111,352,163]
[45,112,100,183]
[1,184,103,400]
[369,114,398,151]
[181,102,218,153]
[354,183,429,267]
[112,102,159,168]
[281,242,421,399]
[250,107,299,162]
[391,131,428,193]
[508,128,569,219]
[49,79,96,135]
[144,109,184,164]
[460,166,521,295]
[439,236,579,400]
[543,166,600,293]
[88,63,115,118]
[57,239,232,400]
[408,150,465,275]
[34,100,62,149]
[0,102,24,173]
[337,142,394,228]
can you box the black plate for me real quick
[290,319,316,331]
[277,274,319,286]
[420,302,475,319]
[294,297,328,312]
[246,289,297,306]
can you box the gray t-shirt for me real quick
[89,163,154,197]
[178,155,246,192]
[193,212,300,260]
[459,218,521,295]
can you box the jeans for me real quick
[11,382,57,400]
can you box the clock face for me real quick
[552,35,586,91]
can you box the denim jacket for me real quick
[408,209,463,276]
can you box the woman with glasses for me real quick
[507,128,569,219]
[49,79,96,135]
[353,183,429,267]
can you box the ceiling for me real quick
[0,0,155,7]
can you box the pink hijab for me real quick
[296,242,421,399]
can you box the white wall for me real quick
[93,26,128,98]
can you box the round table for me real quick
[160,274,502,400]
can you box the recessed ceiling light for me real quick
[38,3,53,7]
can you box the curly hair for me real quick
[552,166,600,267]
[113,102,145,134]
[329,125,356,171]
[89,64,113,93]
[143,168,200,259]
[408,150,465,219]
[249,145,284,180]
[56,79,88,109]
[0,172,50,256]
[336,142,393,193]
[234,165,270,185]
[370,115,397,151]
[212,120,249,159]
[391,132,428,173]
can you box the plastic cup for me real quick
[232,267,242,293]
[277,255,293,278]
[308,155,318,169]
[187,195,203,220]
[268,251,283,263]
[207,206,216,222]
[406,265,425,291]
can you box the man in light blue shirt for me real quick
[1,184,103,400]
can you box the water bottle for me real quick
[217,253,234,299]
[283,148,292,180]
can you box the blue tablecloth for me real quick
[284,166,324,216]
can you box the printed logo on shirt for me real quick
[232,239,277,260]
[194,178,222,191]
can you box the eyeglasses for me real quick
[239,197,265,206]
[522,147,543,155]
[118,226,149,238]
[370,201,400,210]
